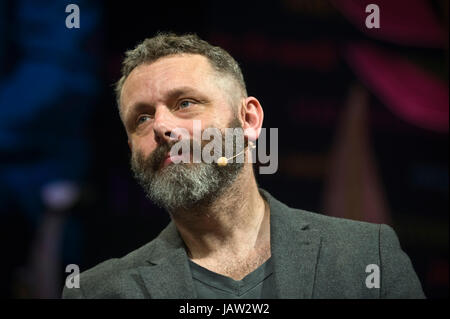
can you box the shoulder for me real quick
[296,207,383,240]
[288,207,406,253]
[262,188,383,245]
[272,195,384,247]
[62,235,160,299]
[276,203,424,298]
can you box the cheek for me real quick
[204,107,232,128]
[131,135,158,158]
[175,118,215,140]
[212,108,235,129]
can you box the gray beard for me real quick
[131,157,242,213]
[130,123,244,213]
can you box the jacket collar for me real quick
[260,189,322,298]
[137,188,321,298]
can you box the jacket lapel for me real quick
[137,222,197,299]
[261,189,322,299]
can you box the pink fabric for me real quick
[345,43,449,133]
[331,0,446,47]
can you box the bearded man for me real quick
[62,33,425,299]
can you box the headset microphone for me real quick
[217,141,255,166]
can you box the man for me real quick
[63,32,425,299]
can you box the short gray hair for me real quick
[115,32,247,112]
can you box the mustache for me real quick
[147,138,201,172]
[138,118,244,172]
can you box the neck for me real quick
[171,164,270,260]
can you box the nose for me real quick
[152,106,181,145]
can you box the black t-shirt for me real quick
[188,257,277,299]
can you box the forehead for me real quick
[120,54,217,110]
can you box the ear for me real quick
[240,97,264,142]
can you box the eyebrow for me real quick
[164,86,205,101]
[124,86,207,125]
[131,85,204,109]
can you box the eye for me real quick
[136,115,151,126]
[179,100,194,109]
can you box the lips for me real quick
[162,155,173,168]
[162,152,187,168]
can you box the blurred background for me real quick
[0,0,448,298]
